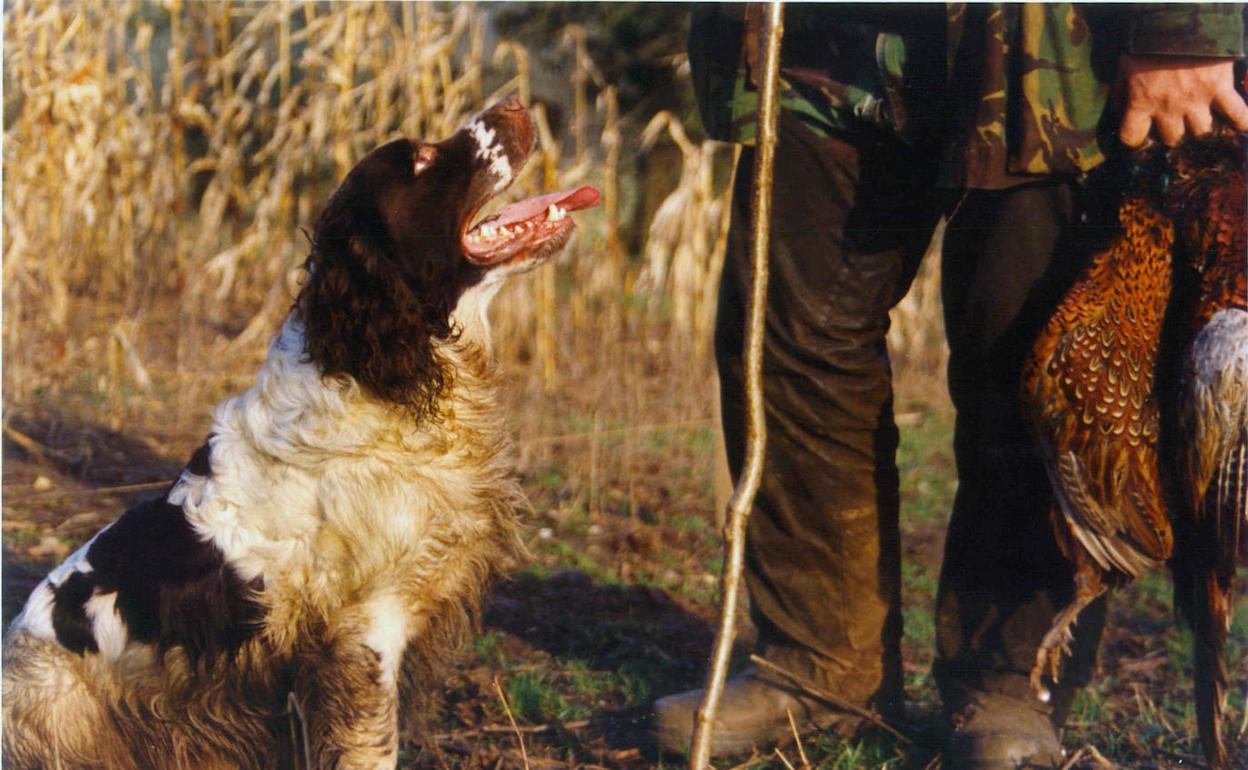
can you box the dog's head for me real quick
[298,97,599,418]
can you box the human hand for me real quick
[1118,55,1248,148]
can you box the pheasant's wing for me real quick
[1026,308,1172,578]
[1179,309,1248,584]
[1049,449,1163,577]
[1022,195,1174,578]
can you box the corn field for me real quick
[2,0,947,469]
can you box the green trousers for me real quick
[715,113,1107,719]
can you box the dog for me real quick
[2,96,599,770]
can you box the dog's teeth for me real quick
[500,226,512,236]
[547,204,559,221]
[481,225,495,238]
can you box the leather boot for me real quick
[943,689,1067,770]
[653,665,854,757]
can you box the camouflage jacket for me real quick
[689,4,1246,189]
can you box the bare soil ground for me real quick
[2,300,1245,770]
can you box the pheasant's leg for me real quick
[1029,566,1106,697]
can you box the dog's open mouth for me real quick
[462,185,600,267]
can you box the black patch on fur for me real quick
[185,435,215,478]
[84,493,264,663]
[51,571,99,654]
[42,438,257,661]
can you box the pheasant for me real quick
[1166,133,1246,770]
[1020,161,1176,700]
[1022,132,1246,766]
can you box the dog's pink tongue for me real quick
[491,185,600,225]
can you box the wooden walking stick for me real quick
[688,3,784,768]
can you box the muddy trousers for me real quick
[715,115,1106,719]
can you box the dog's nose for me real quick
[498,95,525,112]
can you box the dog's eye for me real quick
[413,144,437,176]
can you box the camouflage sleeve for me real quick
[1127,3,1244,57]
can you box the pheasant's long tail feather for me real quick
[1190,569,1233,770]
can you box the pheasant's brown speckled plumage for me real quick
[1023,133,1245,765]
[1166,134,1246,770]
[1023,192,1176,583]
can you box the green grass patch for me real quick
[667,512,710,532]
[903,605,936,648]
[901,560,938,596]
[1066,687,1106,728]
[805,731,906,769]
[1227,597,1248,665]
[506,671,571,723]
[532,468,565,492]
[897,409,956,525]
[534,538,618,585]
[471,631,508,669]
[502,656,670,726]
[2,527,45,550]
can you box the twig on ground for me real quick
[51,512,106,533]
[492,676,531,770]
[427,741,455,770]
[785,708,810,769]
[2,425,74,464]
[723,751,765,770]
[1238,685,1248,740]
[749,654,911,745]
[5,480,172,502]
[500,752,563,768]
[771,747,797,770]
[1058,746,1088,770]
[1082,744,1117,769]
[432,719,591,741]
[1088,743,1118,768]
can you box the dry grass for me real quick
[2,0,946,433]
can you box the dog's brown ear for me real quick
[298,231,452,420]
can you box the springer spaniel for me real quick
[3,97,599,770]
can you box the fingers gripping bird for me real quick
[1021,136,1246,760]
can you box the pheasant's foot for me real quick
[1029,621,1075,699]
[1028,587,1105,699]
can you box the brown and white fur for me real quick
[3,97,598,770]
